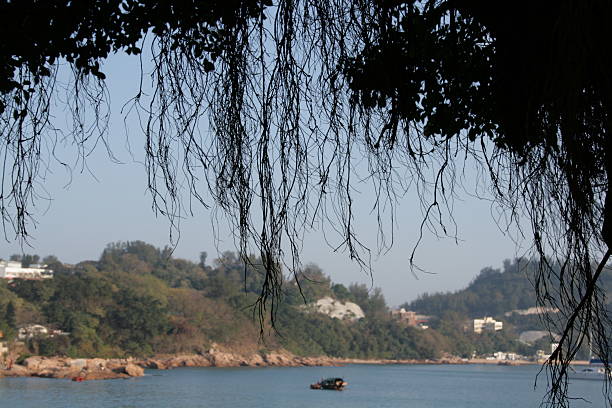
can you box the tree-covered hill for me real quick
[0,243,558,360]
[407,259,611,320]
[0,242,441,359]
[406,259,540,318]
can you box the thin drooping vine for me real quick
[0,2,610,406]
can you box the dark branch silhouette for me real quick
[0,2,610,405]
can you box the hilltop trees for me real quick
[0,243,585,376]
[105,289,169,355]
[1,242,454,360]
[4,302,16,331]
[0,2,610,404]
[408,259,540,318]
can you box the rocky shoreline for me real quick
[0,356,145,380]
[0,350,549,381]
[0,349,340,380]
[138,349,342,371]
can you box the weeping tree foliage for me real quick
[0,1,611,405]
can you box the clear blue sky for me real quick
[0,52,526,307]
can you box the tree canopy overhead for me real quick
[1,1,611,405]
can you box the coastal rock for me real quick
[142,359,168,370]
[35,369,78,379]
[1,364,29,376]
[24,356,67,371]
[85,358,108,371]
[244,353,265,366]
[1,357,145,380]
[138,349,340,369]
[4,347,353,381]
[140,354,212,369]
[1,350,499,381]
[171,355,211,368]
[298,355,336,366]
[70,358,87,370]
[83,371,129,380]
[263,351,299,366]
[209,351,242,367]
[105,359,129,371]
[123,363,145,377]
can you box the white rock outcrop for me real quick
[306,297,365,321]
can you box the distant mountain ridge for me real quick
[406,258,611,319]
[406,259,539,318]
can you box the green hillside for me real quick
[0,243,571,360]
[0,242,446,359]
[407,258,611,319]
[406,259,539,318]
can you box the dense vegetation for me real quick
[407,260,542,318]
[408,259,611,322]
[0,242,565,360]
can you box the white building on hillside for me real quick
[390,308,430,328]
[0,261,53,279]
[473,316,503,333]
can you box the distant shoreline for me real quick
[0,350,592,381]
[333,357,590,366]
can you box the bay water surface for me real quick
[0,364,606,407]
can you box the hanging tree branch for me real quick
[0,2,610,405]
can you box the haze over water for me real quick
[1,364,604,408]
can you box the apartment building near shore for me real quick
[390,308,430,328]
[473,316,503,333]
[0,261,53,279]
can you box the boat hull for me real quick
[310,378,348,390]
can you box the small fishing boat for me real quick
[310,377,348,390]
[569,347,610,381]
[569,366,608,381]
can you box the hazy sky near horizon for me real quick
[0,52,528,306]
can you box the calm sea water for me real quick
[0,364,606,408]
